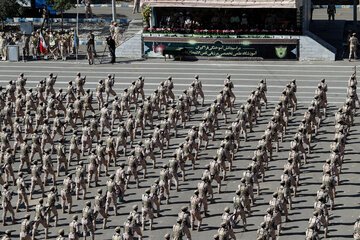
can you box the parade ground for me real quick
[0,59,359,240]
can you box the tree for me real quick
[46,0,76,30]
[0,0,24,30]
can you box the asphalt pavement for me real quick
[0,59,360,240]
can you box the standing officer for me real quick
[106,36,116,64]
[349,33,359,62]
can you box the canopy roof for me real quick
[141,0,302,9]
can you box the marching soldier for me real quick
[42,148,56,186]
[105,74,117,102]
[3,149,16,185]
[75,72,86,96]
[233,189,247,231]
[20,214,33,240]
[68,133,81,166]
[257,222,269,240]
[106,132,117,167]
[105,174,118,216]
[69,215,81,240]
[2,184,15,226]
[221,207,236,240]
[46,186,59,227]
[190,190,202,231]
[93,189,107,229]
[129,205,143,240]
[172,218,185,240]
[96,80,105,110]
[322,170,336,210]
[238,178,252,216]
[75,161,87,200]
[82,201,95,240]
[115,162,126,202]
[30,160,45,199]
[178,206,192,240]
[100,103,111,137]
[81,121,92,157]
[123,215,134,240]
[16,172,30,212]
[32,198,49,240]
[61,174,74,214]
[56,138,68,176]
[112,226,123,240]
[169,155,180,192]
[159,164,170,204]
[150,179,161,218]
[142,188,154,231]
[87,149,99,188]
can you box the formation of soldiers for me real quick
[0,28,79,61]
[305,72,357,240]
[0,66,359,240]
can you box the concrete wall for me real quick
[299,31,336,61]
[115,31,143,59]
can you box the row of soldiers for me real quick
[213,78,301,240]
[0,28,79,61]
[256,77,328,240]
[306,72,358,240]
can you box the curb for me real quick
[6,18,131,23]
[314,4,360,9]
[75,4,133,7]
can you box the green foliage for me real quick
[46,0,76,13]
[0,0,25,21]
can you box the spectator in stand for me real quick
[83,0,93,18]
[230,14,240,29]
[327,2,336,22]
[41,5,50,29]
[241,13,248,28]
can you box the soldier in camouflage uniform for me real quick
[82,201,95,240]
[129,205,143,240]
[16,172,29,212]
[68,215,81,240]
[46,186,59,226]
[32,198,49,239]
[93,188,107,229]
[20,214,33,240]
[2,184,15,226]
[105,174,118,216]
[30,160,45,199]
[142,188,154,231]
[190,190,202,231]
